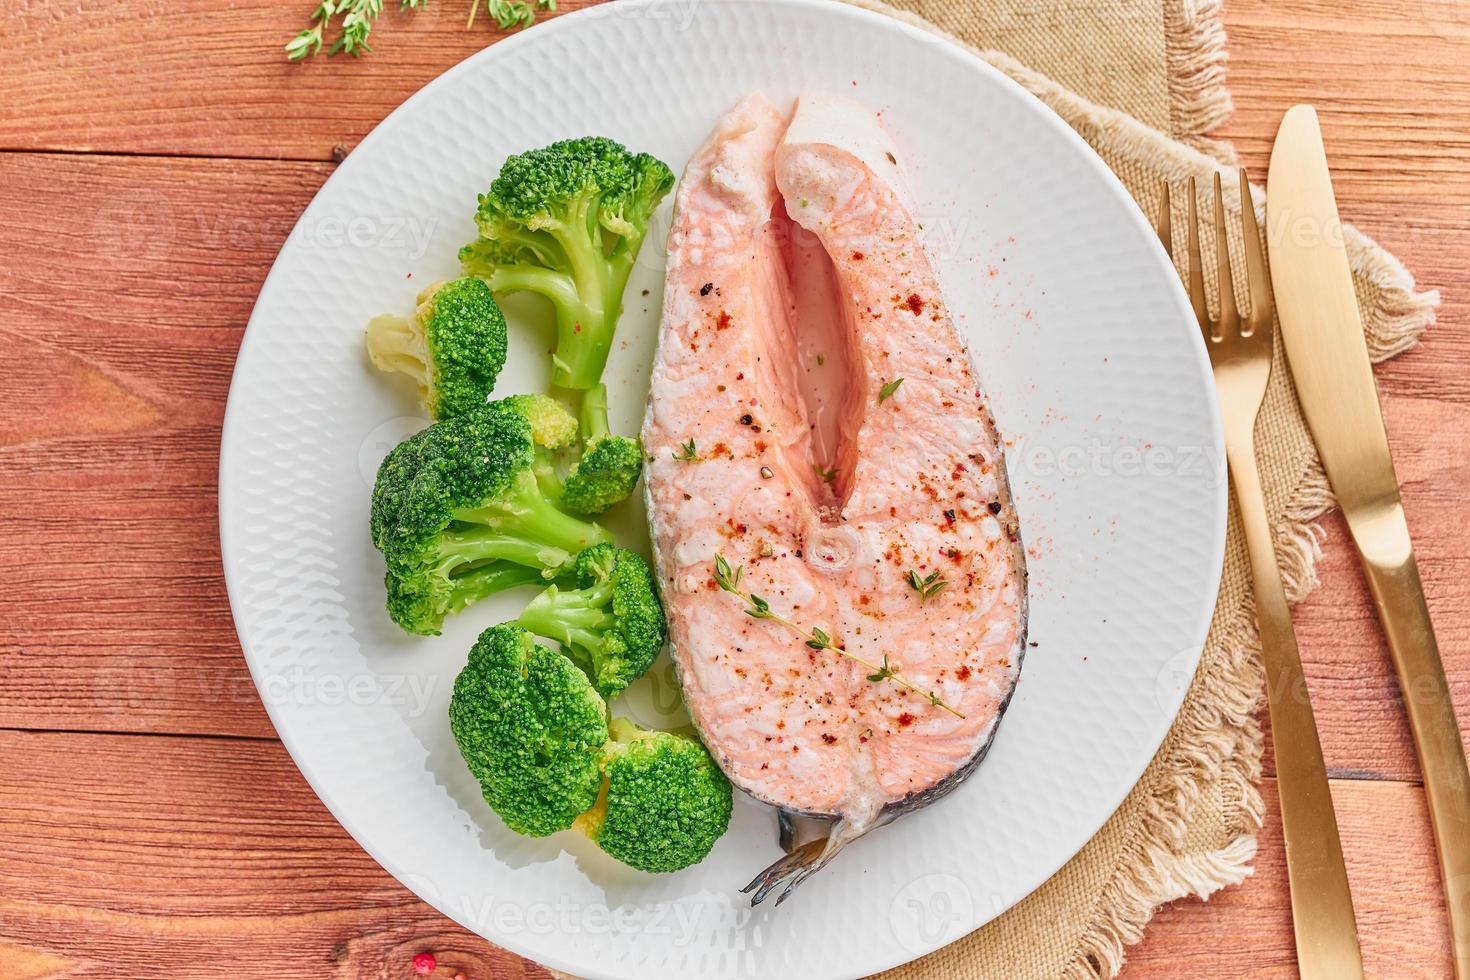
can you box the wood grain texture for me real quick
[1,0,597,162]
[0,151,330,738]
[0,0,1466,976]
[0,731,553,979]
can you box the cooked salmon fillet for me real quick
[642,94,1027,903]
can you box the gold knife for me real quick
[1268,103,1470,976]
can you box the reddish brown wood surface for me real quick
[0,0,1466,976]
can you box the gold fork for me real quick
[1157,170,1364,979]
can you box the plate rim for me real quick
[218,1,1226,975]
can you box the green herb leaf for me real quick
[905,568,948,602]
[866,655,894,683]
[813,463,838,483]
[672,438,700,462]
[878,378,905,403]
[287,0,546,61]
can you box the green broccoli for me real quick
[369,395,612,635]
[459,137,674,392]
[515,543,664,698]
[576,718,733,873]
[450,624,609,837]
[365,277,508,420]
[560,382,644,516]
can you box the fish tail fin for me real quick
[742,818,869,907]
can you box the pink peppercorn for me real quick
[412,952,436,975]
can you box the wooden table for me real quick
[1,1,1464,976]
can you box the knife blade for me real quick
[1268,103,1470,977]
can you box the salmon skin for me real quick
[642,94,1028,904]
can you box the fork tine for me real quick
[1236,167,1272,335]
[1212,171,1239,333]
[1185,176,1209,334]
[1155,181,1173,258]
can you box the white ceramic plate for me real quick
[220,1,1225,976]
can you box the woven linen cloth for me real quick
[835,1,1440,976]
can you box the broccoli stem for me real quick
[444,564,548,613]
[516,580,616,659]
[531,446,565,503]
[450,469,611,566]
[579,383,612,444]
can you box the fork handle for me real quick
[1227,438,1365,979]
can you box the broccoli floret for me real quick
[576,718,733,872]
[369,395,612,634]
[365,277,508,419]
[496,392,580,449]
[450,624,609,837]
[561,383,643,516]
[516,543,664,698]
[459,137,674,391]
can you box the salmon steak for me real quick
[642,94,1028,904]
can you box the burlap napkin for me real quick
[845,1,1441,977]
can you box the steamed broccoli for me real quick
[369,395,612,635]
[576,718,733,873]
[515,543,664,698]
[365,277,508,420]
[458,137,674,391]
[560,383,644,517]
[450,624,609,837]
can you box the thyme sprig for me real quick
[472,0,555,30]
[672,438,700,462]
[905,568,948,603]
[287,0,551,60]
[713,554,964,718]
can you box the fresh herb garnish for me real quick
[713,555,964,718]
[672,438,700,462]
[288,0,423,60]
[878,378,905,403]
[905,569,948,603]
[813,464,838,483]
[287,0,550,60]
[473,0,555,30]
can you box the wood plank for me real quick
[1122,777,1454,977]
[0,151,332,738]
[0,730,1448,979]
[1,0,598,161]
[0,730,552,979]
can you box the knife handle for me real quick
[1228,441,1365,979]
[1355,519,1470,977]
